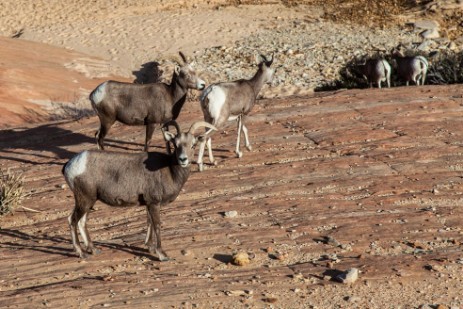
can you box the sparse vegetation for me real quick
[49,95,95,121]
[0,169,25,216]
[427,51,463,85]
[316,50,463,91]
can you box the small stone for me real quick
[336,268,359,284]
[421,28,440,39]
[223,210,238,218]
[232,252,250,266]
[181,249,191,256]
[292,288,301,293]
[274,252,288,260]
[413,20,439,30]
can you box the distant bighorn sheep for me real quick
[90,52,206,151]
[392,50,428,86]
[196,53,275,171]
[62,120,217,260]
[358,58,391,88]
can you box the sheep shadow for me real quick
[132,61,163,84]
[0,228,157,260]
[0,122,95,165]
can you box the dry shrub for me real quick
[49,95,95,121]
[427,51,463,85]
[0,169,25,216]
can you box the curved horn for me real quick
[179,51,188,64]
[162,120,181,134]
[188,121,217,135]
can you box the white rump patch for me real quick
[203,85,226,121]
[64,150,88,190]
[90,81,107,106]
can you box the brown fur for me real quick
[197,54,275,171]
[63,121,216,260]
[90,52,205,151]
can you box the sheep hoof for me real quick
[89,247,101,255]
[159,256,171,262]
[212,160,218,166]
[78,251,89,259]
[236,151,243,158]
[156,250,170,262]
[198,163,204,172]
[246,145,252,151]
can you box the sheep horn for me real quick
[188,121,217,135]
[179,51,188,64]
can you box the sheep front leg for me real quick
[146,203,169,261]
[241,119,252,151]
[235,116,243,158]
[196,136,207,172]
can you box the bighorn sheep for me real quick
[62,120,217,260]
[358,58,391,88]
[90,52,206,151]
[196,53,275,171]
[393,51,428,86]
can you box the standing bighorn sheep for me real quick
[196,53,275,171]
[393,51,428,86]
[90,52,206,151]
[358,58,391,89]
[62,120,217,260]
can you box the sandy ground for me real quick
[1,1,309,78]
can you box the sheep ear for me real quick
[255,54,263,64]
[163,130,176,142]
[174,66,181,75]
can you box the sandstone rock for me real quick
[336,268,359,284]
[413,20,440,30]
[223,210,238,218]
[421,28,440,39]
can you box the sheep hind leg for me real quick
[68,204,89,258]
[144,123,156,152]
[206,137,217,165]
[241,121,252,152]
[78,212,100,255]
[146,204,169,261]
[235,116,243,158]
[96,118,115,150]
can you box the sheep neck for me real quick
[248,65,267,99]
[170,72,188,104]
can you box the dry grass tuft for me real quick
[0,169,25,216]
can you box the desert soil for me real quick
[1,1,463,308]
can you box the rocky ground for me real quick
[1,85,463,308]
[1,1,462,105]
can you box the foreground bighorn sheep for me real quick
[358,58,391,88]
[393,51,428,86]
[196,53,275,171]
[62,120,216,260]
[90,52,206,151]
